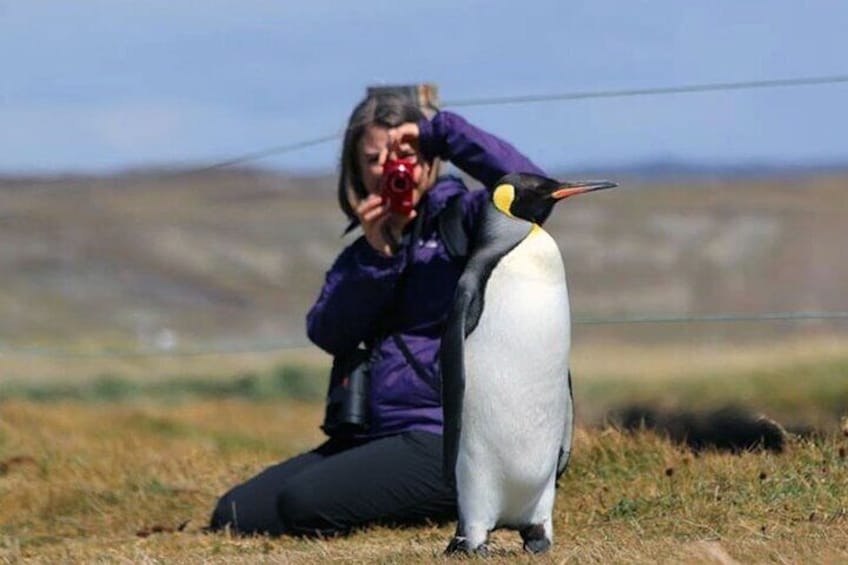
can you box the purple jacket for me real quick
[306,111,545,437]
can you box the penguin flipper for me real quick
[557,369,575,480]
[440,202,531,486]
[440,278,479,487]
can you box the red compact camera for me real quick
[381,159,416,215]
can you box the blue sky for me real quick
[2,1,847,174]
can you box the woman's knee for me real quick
[209,491,235,531]
[276,482,346,537]
[209,485,286,536]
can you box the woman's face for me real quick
[357,124,431,204]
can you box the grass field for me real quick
[2,341,848,563]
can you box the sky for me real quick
[2,0,848,175]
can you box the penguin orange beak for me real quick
[551,180,617,200]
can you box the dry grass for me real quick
[2,397,847,564]
[0,347,331,386]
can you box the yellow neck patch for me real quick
[493,184,515,216]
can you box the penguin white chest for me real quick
[465,227,571,400]
[458,227,571,522]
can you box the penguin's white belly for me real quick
[459,228,571,524]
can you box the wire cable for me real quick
[11,73,845,179]
[186,132,343,173]
[574,310,848,325]
[443,74,848,108]
[0,340,313,359]
[139,73,848,171]
[3,311,847,358]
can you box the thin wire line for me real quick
[2,311,846,358]
[10,74,847,180]
[13,131,343,194]
[0,341,313,360]
[185,132,343,173]
[190,74,848,168]
[574,311,848,325]
[443,74,848,108]
[180,73,848,169]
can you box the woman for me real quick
[210,92,546,536]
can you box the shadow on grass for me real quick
[609,404,792,453]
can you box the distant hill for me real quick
[1,167,847,351]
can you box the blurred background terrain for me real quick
[2,168,847,432]
[3,168,846,350]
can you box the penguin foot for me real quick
[444,536,465,555]
[520,524,551,554]
[523,537,551,554]
[444,536,489,557]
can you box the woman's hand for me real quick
[388,122,420,158]
[356,194,417,257]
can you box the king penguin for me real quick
[441,172,616,555]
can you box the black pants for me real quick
[209,431,457,536]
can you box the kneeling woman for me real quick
[209,92,546,536]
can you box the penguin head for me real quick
[492,172,617,224]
